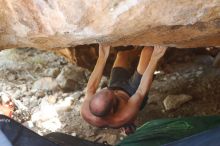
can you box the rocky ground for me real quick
[0,47,220,145]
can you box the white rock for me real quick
[97,133,118,145]
[31,98,58,122]
[71,91,83,99]
[7,74,17,81]
[32,77,60,92]
[12,90,21,99]
[40,118,62,132]
[171,76,177,80]
[54,96,74,112]
[71,133,77,137]
[23,121,34,129]
[0,92,10,104]
[35,91,45,98]
[56,65,87,91]
[62,93,69,97]
[196,71,203,77]
[44,68,60,78]
[163,94,193,111]
[47,95,58,104]
[20,84,27,93]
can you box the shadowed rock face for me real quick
[0,0,220,50]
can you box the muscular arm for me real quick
[85,45,110,97]
[110,46,167,127]
[81,45,110,127]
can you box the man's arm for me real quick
[135,46,167,100]
[85,44,110,97]
[81,44,110,127]
[110,46,167,127]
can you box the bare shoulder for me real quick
[109,96,142,128]
[107,107,134,128]
[82,110,107,128]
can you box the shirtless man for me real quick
[81,44,167,134]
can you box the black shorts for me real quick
[108,67,148,110]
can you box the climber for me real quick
[81,44,167,134]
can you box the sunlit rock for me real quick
[0,0,219,49]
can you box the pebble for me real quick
[72,91,83,99]
[0,92,10,103]
[171,76,177,80]
[25,91,34,96]
[196,71,203,77]
[44,68,60,78]
[29,96,38,108]
[47,95,58,104]
[13,90,21,99]
[183,74,190,78]
[175,72,180,76]
[62,93,69,97]
[7,74,17,81]
[198,66,203,70]
[97,133,118,145]
[71,133,77,137]
[6,86,12,90]
[20,85,27,93]
[163,77,167,81]
[35,90,45,98]
[23,121,34,129]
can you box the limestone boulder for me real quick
[32,77,60,92]
[56,65,88,91]
[163,94,193,111]
[0,0,220,50]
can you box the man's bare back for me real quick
[81,45,167,134]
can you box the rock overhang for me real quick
[0,0,220,50]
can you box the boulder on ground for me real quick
[163,94,193,111]
[32,77,60,92]
[56,65,88,91]
[43,68,60,78]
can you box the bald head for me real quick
[89,89,115,117]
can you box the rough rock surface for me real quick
[43,68,60,78]
[163,94,193,111]
[32,77,60,92]
[56,65,89,91]
[0,0,220,50]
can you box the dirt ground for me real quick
[0,47,220,145]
